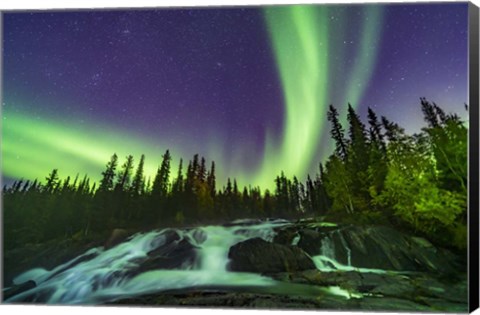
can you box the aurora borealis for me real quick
[2,3,469,190]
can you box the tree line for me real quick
[3,98,468,250]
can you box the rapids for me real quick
[4,219,383,305]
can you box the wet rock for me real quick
[273,227,298,246]
[341,226,415,270]
[108,290,451,311]
[3,280,36,300]
[228,237,315,273]
[105,228,129,249]
[296,229,322,255]
[136,238,198,273]
[295,225,460,273]
[3,239,101,287]
[358,296,433,311]
[412,275,468,304]
[109,291,349,310]
[274,269,403,293]
[146,229,181,256]
[44,251,99,282]
[416,297,468,312]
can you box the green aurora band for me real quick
[255,5,384,187]
[2,109,183,185]
[2,5,384,191]
[258,5,330,186]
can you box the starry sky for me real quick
[2,3,469,190]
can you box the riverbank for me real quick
[2,218,469,312]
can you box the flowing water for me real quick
[5,219,383,305]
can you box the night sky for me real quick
[2,3,469,190]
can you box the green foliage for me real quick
[375,100,468,248]
[381,161,465,234]
[324,155,354,214]
[2,98,467,251]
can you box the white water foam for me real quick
[6,219,290,304]
[312,235,387,274]
[6,219,388,305]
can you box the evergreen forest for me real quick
[3,98,468,252]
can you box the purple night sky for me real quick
[2,2,469,188]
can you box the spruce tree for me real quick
[152,150,172,198]
[172,158,184,194]
[44,169,59,193]
[207,161,216,198]
[199,157,207,183]
[115,155,134,191]
[99,154,118,192]
[327,105,348,160]
[131,154,145,195]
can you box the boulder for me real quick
[3,238,101,287]
[228,237,315,273]
[3,280,36,301]
[273,227,298,246]
[147,229,181,255]
[337,226,413,270]
[104,228,129,249]
[296,229,322,255]
[135,236,198,274]
[343,226,459,273]
[44,250,99,282]
[295,225,459,273]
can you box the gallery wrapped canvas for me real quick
[1,1,479,313]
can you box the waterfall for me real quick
[311,231,385,274]
[5,219,289,305]
[320,236,335,258]
[311,236,337,271]
[337,231,352,266]
[5,219,388,305]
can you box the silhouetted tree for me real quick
[327,105,348,160]
[98,154,118,192]
[115,155,134,191]
[131,154,145,196]
[44,169,59,193]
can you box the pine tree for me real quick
[185,160,194,193]
[346,104,371,212]
[99,154,118,192]
[192,154,199,183]
[44,169,59,193]
[21,180,31,193]
[367,107,386,152]
[327,105,348,160]
[172,158,184,194]
[420,97,440,128]
[131,154,145,195]
[207,161,216,198]
[115,155,134,191]
[367,108,388,203]
[152,150,172,198]
[381,116,405,143]
[347,104,369,160]
[199,157,207,183]
[421,99,467,193]
[290,176,301,214]
[305,174,316,214]
[316,163,331,214]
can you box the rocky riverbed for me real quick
[2,218,469,312]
